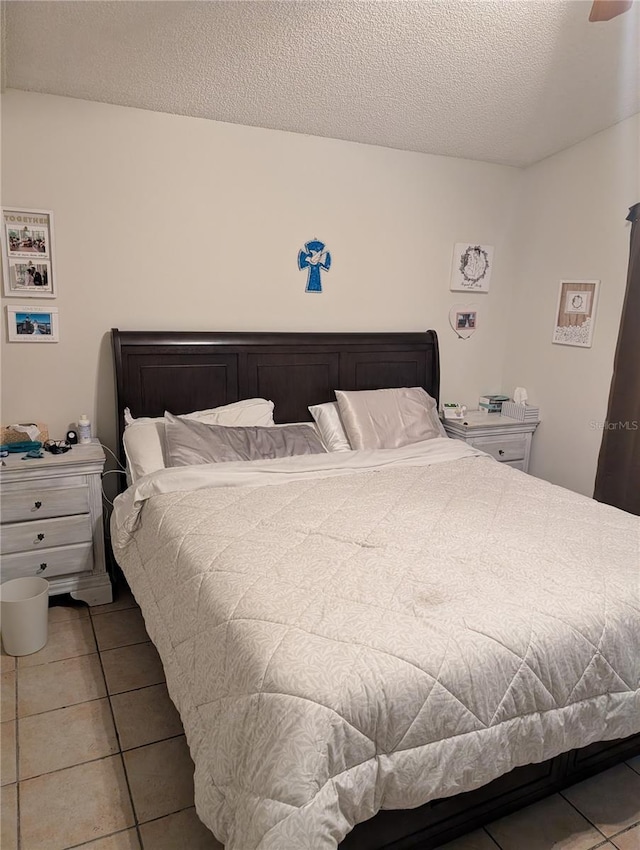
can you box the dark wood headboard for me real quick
[111,329,440,461]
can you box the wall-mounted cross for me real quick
[298,239,331,293]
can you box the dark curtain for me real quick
[594,203,640,515]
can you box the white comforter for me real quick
[111,439,640,850]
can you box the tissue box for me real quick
[501,402,539,422]
[0,423,49,445]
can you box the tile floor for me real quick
[1,584,639,850]
[1,585,223,850]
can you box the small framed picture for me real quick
[552,280,599,347]
[456,310,477,330]
[450,243,494,292]
[6,305,59,342]
[449,303,479,339]
[1,208,56,298]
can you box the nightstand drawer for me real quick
[468,434,527,462]
[0,542,94,582]
[441,411,538,474]
[1,515,93,555]
[0,485,89,523]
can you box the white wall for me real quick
[502,114,639,496]
[1,90,519,454]
[3,91,636,498]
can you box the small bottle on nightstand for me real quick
[78,414,92,445]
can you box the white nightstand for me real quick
[0,441,113,605]
[442,411,539,473]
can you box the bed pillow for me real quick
[335,387,444,450]
[124,398,275,428]
[123,398,275,481]
[164,412,327,467]
[123,420,167,483]
[308,402,352,452]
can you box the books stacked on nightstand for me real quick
[478,394,510,414]
[502,401,540,422]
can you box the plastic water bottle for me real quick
[78,414,92,445]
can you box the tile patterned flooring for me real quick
[1,586,639,850]
[1,586,222,850]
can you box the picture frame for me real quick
[448,303,479,339]
[450,243,494,292]
[552,279,599,348]
[456,310,477,331]
[1,208,56,298]
[6,305,59,342]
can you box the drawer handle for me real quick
[33,500,42,510]
[37,563,48,574]
[498,449,505,456]
[35,533,45,543]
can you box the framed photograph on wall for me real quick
[448,303,479,339]
[552,279,599,348]
[1,208,56,298]
[456,310,477,330]
[6,304,59,342]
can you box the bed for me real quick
[111,328,640,850]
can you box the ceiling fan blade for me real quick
[589,0,634,21]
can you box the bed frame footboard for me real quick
[341,734,640,849]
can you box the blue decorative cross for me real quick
[298,239,331,293]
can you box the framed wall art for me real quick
[449,303,479,339]
[450,243,494,292]
[552,279,599,348]
[6,304,59,342]
[1,208,56,298]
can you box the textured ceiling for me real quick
[3,0,639,167]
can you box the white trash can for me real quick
[0,577,49,656]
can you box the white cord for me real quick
[98,442,126,507]
[100,442,126,471]
[102,469,127,481]
[101,468,128,506]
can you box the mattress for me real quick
[111,438,640,850]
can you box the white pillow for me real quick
[123,419,167,483]
[308,402,352,452]
[123,398,274,428]
[335,387,444,450]
[123,398,275,481]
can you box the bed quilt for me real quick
[111,439,640,849]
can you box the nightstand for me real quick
[442,411,539,473]
[0,441,113,605]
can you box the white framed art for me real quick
[1,208,57,298]
[450,243,494,292]
[552,279,599,348]
[6,304,59,342]
[449,303,479,339]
